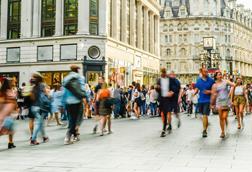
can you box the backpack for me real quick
[65,77,86,100]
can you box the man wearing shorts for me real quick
[195,68,215,138]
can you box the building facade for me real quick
[0,0,161,87]
[160,0,252,84]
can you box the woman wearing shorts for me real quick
[231,77,248,129]
[211,71,234,138]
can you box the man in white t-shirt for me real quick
[186,84,194,115]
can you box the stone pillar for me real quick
[154,15,160,56]
[149,12,155,54]
[78,0,89,35]
[143,6,149,51]
[121,0,127,42]
[32,0,41,37]
[55,0,64,36]
[0,0,8,39]
[137,1,142,49]
[99,0,108,36]
[21,0,33,38]
[112,0,118,39]
[130,0,136,47]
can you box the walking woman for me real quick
[0,78,17,149]
[211,71,234,138]
[231,77,249,129]
[133,83,141,119]
[30,73,50,145]
[97,83,113,136]
[50,83,63,125]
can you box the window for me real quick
[7,0,21,39]
[64,0,78,35]
[89,0,99,35]
[41,0,56,37]
[38,46,53,61]
[169,35,172,43]
[163,24,168,32]
[179,34,182,42]
[178,23,182,31]
[183,34,187,42]
[7,47,20,63]
[165,35,168,43]
[60,44,77,60]
[166,48,171,56]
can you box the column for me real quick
[121,0,127,42]
[137,1,142,49]
[99,0,108,36]
[149,12,155,54]
[55,0,63,36]
[0,0,8,39]
[143,6,149,51]
[111,0,118,39]
[32,0,41,37]
[21,0,33,38]
[154,15,160,56]
[130,0,136,46]
[78,0,89,34]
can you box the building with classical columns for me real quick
[160,0,252,84]
[0,0,161,87]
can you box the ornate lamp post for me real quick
[203,37,216,69]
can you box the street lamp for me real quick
[203,37,216,69]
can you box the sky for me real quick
[237,0,252,10]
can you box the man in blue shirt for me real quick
[195,67,215,138]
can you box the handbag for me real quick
[65,77,86,100]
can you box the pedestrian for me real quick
[149,85,158,117]
[30,73,50,145]
[157,68,181,137]
[186,84,194,116]
[97,82,113,136]
[230,77,248,129]
[0,77,17,149]
[92,76,105,134]
[113,85,121,118]
[194,67,215,138]
[50,83,63,126]
[248,84,252,114]
[62,65,86,145]
[83,84,92,119]
[133,83,142,119]
[211,71,234,138]
[140,85,147,116]
[16,82,26,120]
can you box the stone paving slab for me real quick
[1,113,252,172]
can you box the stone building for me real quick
[0,0,161,87]
[160,0,252,84]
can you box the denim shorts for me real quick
[198,103,210,116]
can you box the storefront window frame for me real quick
[89,0,99,35]
[64,0,78,35]
[6,47,20,63]
[37,45,54,62]
[60,44,77,61]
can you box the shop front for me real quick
[40,71,69,87]
[0,72,19,86]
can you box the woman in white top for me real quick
[231,77,249,129]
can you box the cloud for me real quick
[237,0,252,10]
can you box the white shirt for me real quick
[161,77,169,97]
[186,89,194,101]
[234,86,244,96]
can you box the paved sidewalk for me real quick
[1,114,252,172]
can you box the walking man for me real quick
[157,68,181,137]
[62,65,85,145]
[194,67,215,138]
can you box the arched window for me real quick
[178,23,182,31]
[165,35,168,42]
[226,49,231,58]
[180,48,186,56]
[41,0,56,37]
[169,24,174,31]
[166,48,171,56]
[64,0,78,35]
[163,24,168,32]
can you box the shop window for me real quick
[41,0,56,37]
[60,44,77,60]
[7,47,20,63]
[37,46,53,61]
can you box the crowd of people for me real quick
[1,64,252,149]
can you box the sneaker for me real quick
[160,131,166,137]
[64,137,73,145]
[167,124,172,131]
[73,135,80,142]
[30,140,40,145]
[202,130,207,138]
[177,119,181,128]
[8,143,16,149]
[93,125,98,134]
[43,137,49,143]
